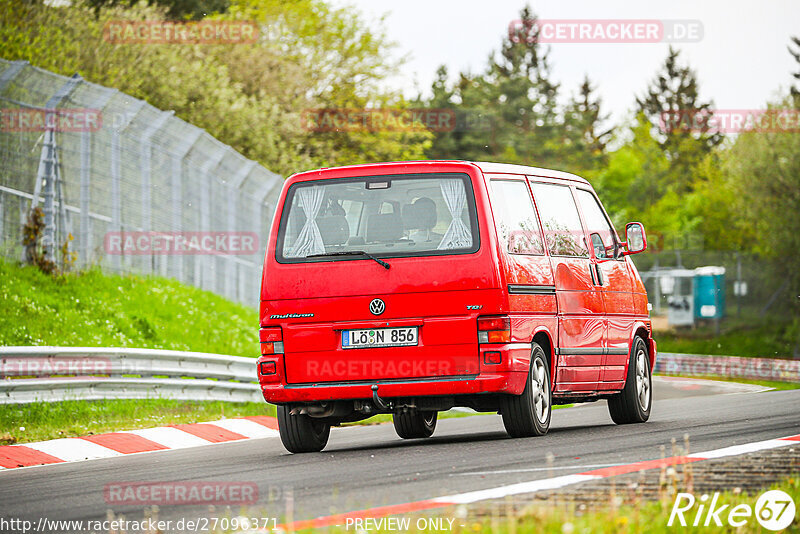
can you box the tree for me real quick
[485,5,561,165]
[726,97,800,346]
[637,47,722,193]
[562,75,613,173]
[789,36,800,102]
[0,0,430,174]
[423,5,587,169]
[85,0,229,20]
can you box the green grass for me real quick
[655,312,797,358]
[0,258,258,356]
[0,399,276,445]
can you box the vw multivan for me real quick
[257,161,655,453]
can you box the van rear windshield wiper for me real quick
[307,250,391,269]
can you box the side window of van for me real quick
[489,180,544,255]
[530,182,588,257]
[575,189,617,259]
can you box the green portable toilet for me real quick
[694,266,725,319]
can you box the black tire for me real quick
[608,336,652,424]
[277,405,331,453]
[501,343,551,438]
[393,410,437,439]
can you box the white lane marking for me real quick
[25,438,122,462]
[433,474,599,504]
[206,418,280,439]
[690,439,794,460]
[126,427,212,449]
[450,464,623,476]
[422,434,800,507]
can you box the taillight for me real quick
[477,316,511,343]
[260,327,284,355]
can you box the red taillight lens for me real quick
[260,327,283,355]
[478,316,511,343]
[477,316,509,331]
[259,327,282,342]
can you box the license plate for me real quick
[342,327,418,349]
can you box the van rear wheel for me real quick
[607,336,652,424]
[501,343,551,438]
[393,410,437,439]
[277,405,331,453]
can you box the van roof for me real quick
[290,160,590,185]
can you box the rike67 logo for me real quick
[668,490,796,530]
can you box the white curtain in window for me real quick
[288,185,326,257]
[438,179,472,250]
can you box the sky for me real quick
[328,0,799,129]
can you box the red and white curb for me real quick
[282,433,800,530]
[0,416,278,470]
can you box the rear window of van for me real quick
[276,173,480,263]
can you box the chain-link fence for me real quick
[0,59,284,307]
[612,247,799,358]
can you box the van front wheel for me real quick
[393,410,437,439]
[501,343,551,438]
[277,405,331,453]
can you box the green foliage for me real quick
[790,36,800,102]
[561,75,613,173]
[420,6,612,175]
[636,46,723,193]
[0,0,428,175]
[656,313,796,358]
[725,98,800,320]
[85,0,230,20]
[0,258,258,356]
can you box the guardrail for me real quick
[0,346,262,404]
[1,347,797,404]
[654,352,800,383]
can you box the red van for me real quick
[257,161,655,453]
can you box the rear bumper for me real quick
[259,372,528,403]
[257,342,531,403]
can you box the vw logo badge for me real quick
[369,298,385,316]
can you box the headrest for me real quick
[402,197,437,231]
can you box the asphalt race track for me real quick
[1,377,798,531]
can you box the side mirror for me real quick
[623,222,647,255]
